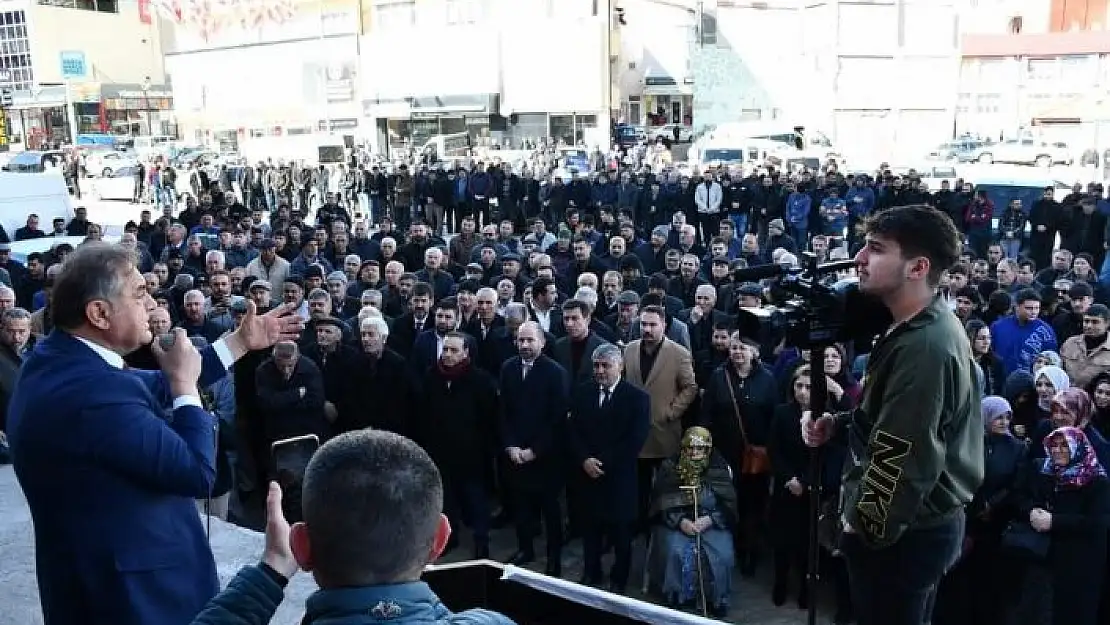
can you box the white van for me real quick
[697,122,844,166]
[131,135,175,158]
[0,172,75,238]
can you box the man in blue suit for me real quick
[409,296,478,375]
[566,342,650,594]
[7,242,303,625]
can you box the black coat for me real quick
[340,348,413,436]
[386,311,427,360]
[967,433,1027,542]
[701,363,779,469]
[1021,472,1110,625]
[254,356,329,443]
[412,362,499,479]
[498,355,569,490]
[551,332,609,391]
[565,380,651,522]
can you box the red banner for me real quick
[138,0,152,24]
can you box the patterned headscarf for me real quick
[1051,387,1095,429]
[1041,426,1107,489]
[676,427,713,494]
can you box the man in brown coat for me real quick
[622,304,698,532]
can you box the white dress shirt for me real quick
[598,381,618,407]
[75,335,235,410]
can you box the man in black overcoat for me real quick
[566,342,650,594]
[499,321,569,576]
[411,331,498,559]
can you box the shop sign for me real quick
[60,51,87,80]
[0,112,8,151]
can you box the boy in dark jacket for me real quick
[190,430,517,625]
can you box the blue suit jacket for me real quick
[8,330,229,625]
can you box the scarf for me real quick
[981,395,1013,436]
[1042,426,1106,489]
[436,356,471,382]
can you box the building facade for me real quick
[612,0,961,165]
[957,0,1110,153]
[613,0,696,127]
[359,0,612,156]
[0,0,168,148]
[161,0,362,161]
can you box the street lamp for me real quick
[141,75,152,136]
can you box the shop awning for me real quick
[1032,95,1110,124]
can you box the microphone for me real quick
[732,263,790,283]
[158,333,177,351]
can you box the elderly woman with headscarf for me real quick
[1013,426,1110,625]
[647,426,737,617]
[1029,387,1110,468]
[934,396,1029,625]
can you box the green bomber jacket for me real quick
[838,294,984,549]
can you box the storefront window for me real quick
[550,114,573,144]
[574,114,597,144]
[439,116,466,135]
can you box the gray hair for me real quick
[344,254,361,265]
[308,288,330,301]
[592,342,623,364]
[573,286,598,309]
[504,302,528,322]
[205,249,225,265]
[2,307,31,323]
[51,242,137,331]
[0,285,14,299]
[183,289,205,304]
[360,315,389,337]
[360,289,383,304]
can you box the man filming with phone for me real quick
[801,205,983,625]
[190,430,517,625]
[7,242,303,625]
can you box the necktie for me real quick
[599,386,611,408]
[415,318,424,333]
[522,361,532,380]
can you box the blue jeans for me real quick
[1001,238,1021,261]
[791,226,808,251]
[1099,253,1110,292]
[730,213,749,237]
[841,510,965,625]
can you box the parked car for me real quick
[88,166,139,201]
[649,124,694,143]
[926,138,993,162]
[7,235,119,264]
[85,151,138,178]
[2,150,66,173]
[969,139,1072,167]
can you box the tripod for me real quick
[806,342,832,625]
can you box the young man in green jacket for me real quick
[803,204,984,625]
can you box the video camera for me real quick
[733,253,891,350]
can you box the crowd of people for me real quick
[3,143,1110,625]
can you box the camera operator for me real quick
[189,430,517,625]
[801,204,983,625]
